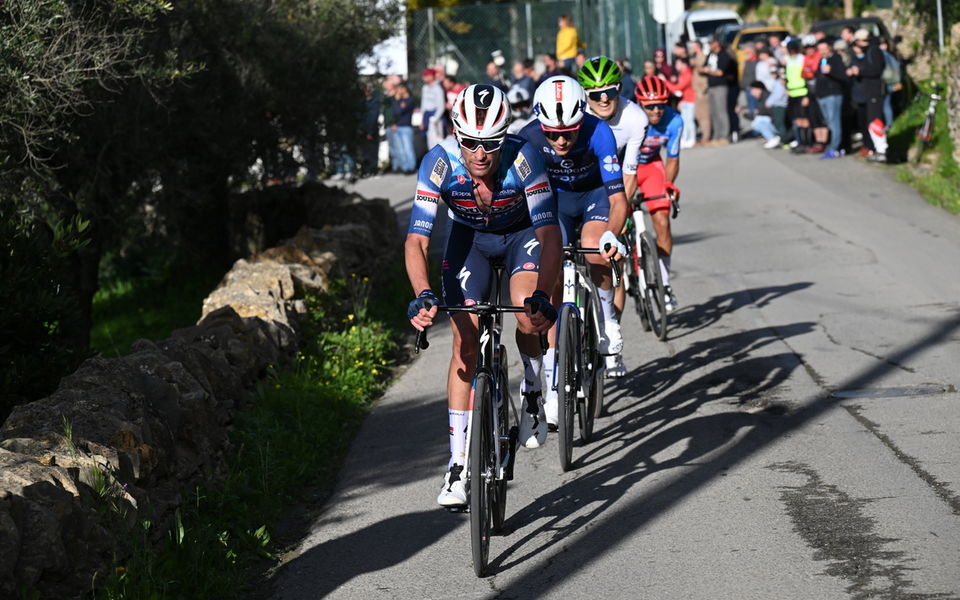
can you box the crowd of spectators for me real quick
[358,16,904,179]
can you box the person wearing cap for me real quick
[420,68,447,151]
[846,28,888,162]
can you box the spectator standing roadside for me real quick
[689,40,711,144]
[672,42,688,64]
[539,53,562,84]
[381,75,400,172]
[785,40,813,151]
[420,68,446,151]
[848,29,888,162]
[755,47,776,91]
[815,39,848,159]
[700,37,733,145]
[617,57,636,101]
[667,58,696,149]
[485,61,509,91]
[391,83,417,173]
[740,45,759,113]
[512,60,537,99]
[879,37,902,130]
[556,15,581,72]
[654,47,675,82]
[768,34,787,66]
[359,82,381,174]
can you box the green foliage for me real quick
[0,198,89,420]
[91,271,401,599]
[888,81,960,215]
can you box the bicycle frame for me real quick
[558,246,605,398]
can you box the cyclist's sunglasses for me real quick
[586,85,620,102]
[458,135,504,153]
[541,125,580,141]
[641,103,668,111]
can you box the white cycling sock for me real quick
[543,347,556,392]
[598,285,616,321]
[449,409,468,468]
[520,352,542,393]
[660,255,671,287]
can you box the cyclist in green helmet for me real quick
[577,56,648,378]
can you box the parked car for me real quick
[730,25,791,77]
[810,17,893,42]
[715,21,767,46]
[665,9,743,51]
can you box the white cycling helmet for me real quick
[533,75,586,128]
[451,83,509,139]
[506,85,531,105]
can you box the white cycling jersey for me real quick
[587,98,648,176]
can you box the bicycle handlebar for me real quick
[414,302,548,354]
[564,244,621,289]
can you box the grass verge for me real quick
[87,264,408,599]
[91,266,225,357]
[887,80,960,215]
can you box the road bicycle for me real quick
[553,243,619,472]
[621,195,674,341]
[916,84,942,148]
[415,259,535,577]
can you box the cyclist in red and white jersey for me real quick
[634,75,683,312]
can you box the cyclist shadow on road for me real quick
[487,319,815,575]
[664,282,813,341]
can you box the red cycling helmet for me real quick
[635,76,669,106]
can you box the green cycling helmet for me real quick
[577,55,622,89]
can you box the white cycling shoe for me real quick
[664,286,678,313]
[543,388,558,431]
[605,354,626,378]
[519,391,547,448]
[600,319,623,355]
[437,464,467,507]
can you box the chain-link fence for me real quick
[410,0,659,88]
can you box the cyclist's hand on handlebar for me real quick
[599,230,626,261]
[523,290,557,332]
[407,289,439,331]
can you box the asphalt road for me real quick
[271,141,960,599]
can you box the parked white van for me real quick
[665,9,742,50]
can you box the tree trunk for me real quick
[844,0,854,19]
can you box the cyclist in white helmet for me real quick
[577,55,649,377]
[506,85,536,135]
[406,84,563,507]
[517,75,628,429]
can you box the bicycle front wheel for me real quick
[628,234,651,332]
[556,305,577,472]
[578,295,603,443]
[470,372,494,577]
[641,232,668,340]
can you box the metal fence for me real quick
[410,0,659,88]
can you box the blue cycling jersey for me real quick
[638,106,683,164]
[407,136,557,237]
[517,114,625,198]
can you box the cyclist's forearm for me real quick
[534,225,562,296]
[665,158,679,183]
[606,192,629,234]
[404,233,433,295]
[623,174,637,206]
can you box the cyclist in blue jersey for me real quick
[517,75,627,428]
[635,76,683,312]
[405,84,562,507]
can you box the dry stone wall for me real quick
[0,188,399,598]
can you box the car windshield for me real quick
[692,19,739,39]
[738,30,787,48]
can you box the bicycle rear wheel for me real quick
[628,235,651,332]
[470,372,494,577]
[556,305,577,472]
[641,232,668,340]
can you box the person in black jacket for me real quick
[815,39,849,159]
[846,29,887,162]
